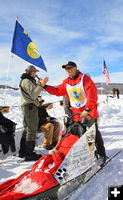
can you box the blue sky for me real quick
[0,0,123,86]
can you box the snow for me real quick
[0,89,123,200]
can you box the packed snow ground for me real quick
[0,89,123,200]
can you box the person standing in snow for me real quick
[112,88,116,98]
[115,88,120,99]
[44,61,106,164]
[19,65,48,161]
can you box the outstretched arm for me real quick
[45,81,67,97]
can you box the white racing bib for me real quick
[66,75,87,108]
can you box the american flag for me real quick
[103,60,110,85]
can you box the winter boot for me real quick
[19,137,26,158]
[97,155,107,167]
[25,141,42,161]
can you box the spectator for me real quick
[112,88,116,98]
[115,88,120,99]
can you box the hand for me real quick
[39,77,48,87]
[81,110,89,118]
[49,148,59,154]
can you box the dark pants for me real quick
[86,118,106,157]
[19,104,39,156]
[21,104,39,141]
[71,118,106,157]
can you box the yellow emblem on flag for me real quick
[69,88,85,102]
[11,20,47,71]
[27,42,40,59]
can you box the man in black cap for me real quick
[19,65,48,161]
[44,61,106,166]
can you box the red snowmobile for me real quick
[0,114,98,200]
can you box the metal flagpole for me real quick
[101,59,104,96]
[3,53,13,105]
[101,82,103,95]
[2,17,18,106]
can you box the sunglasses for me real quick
[65,66,75,70]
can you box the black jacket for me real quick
[0,112,16,153]
[0,112,16,134]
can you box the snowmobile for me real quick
[0,114,102,200]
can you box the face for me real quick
[65,65,77,78]
[30,71,37,77]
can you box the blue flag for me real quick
[11,20,47,72]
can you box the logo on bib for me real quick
[69,88,85,102]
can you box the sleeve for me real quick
[83,75,98,110]
[22,79,42,100]
[45,80,67,96]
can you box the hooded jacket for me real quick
[45,72,99,121]
[20,73,43,106]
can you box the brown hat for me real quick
[25,65,39,72]
[62,61,77,69]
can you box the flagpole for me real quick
[3,19,17,106]
[101,59,104,95]
[102,59,110,100]
[3,53,13,105]
[3,16,18,106]
[101,82,103,95]
[3,17,19,106]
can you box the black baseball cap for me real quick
[62,61,77,69]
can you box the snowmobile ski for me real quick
[58,149,122,200]
[23,150,121,200]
